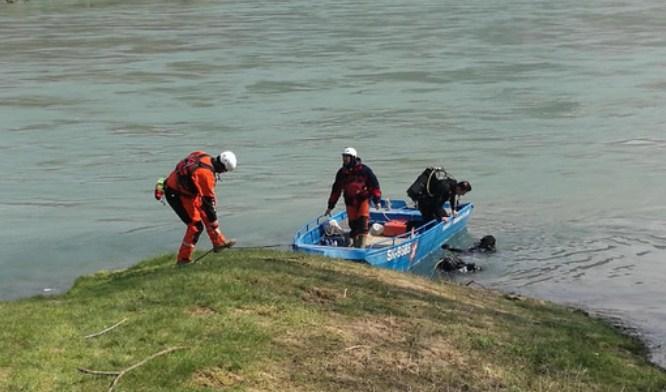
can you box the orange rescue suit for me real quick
[164,151,227,263]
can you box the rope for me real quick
[232,244,288,249]
[191,248,214,263]
[187,244,289,264]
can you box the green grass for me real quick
[0,249,664,391]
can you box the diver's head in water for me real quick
[479,235,496,252]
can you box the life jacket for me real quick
[328,159,381,210]
[172,151,215,196]
[407,167,452,202]
[342,164,371,203]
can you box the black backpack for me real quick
[406,167,451,202]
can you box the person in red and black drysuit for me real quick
[163,150,237,265]
[325,147,381,248]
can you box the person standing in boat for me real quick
[159,150,237,265]
[324,147,382,248]
[407,167,471,223]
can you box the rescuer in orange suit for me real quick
[162,150,237,265]
[325,147,382,248]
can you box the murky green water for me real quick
[1,0,665,366]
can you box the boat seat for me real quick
[366,234,410,248]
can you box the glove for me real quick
[324,208,332,217]
[153,178,165,201]
[373,198,382,209]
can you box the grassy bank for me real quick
[0,250,664,391]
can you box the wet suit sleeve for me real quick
[364,165,382,205]
[449,193,457,214]
[442,244,465,253]
[327,169,344,210]
[447,179,458,214]
[439,179,459,217]
[193,169,218,222]
[431,181,450,219]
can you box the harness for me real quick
[342,165,370,203]
[425,167,451,197]
[174,152,215,195]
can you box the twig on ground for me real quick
[78,346,185,392]
[465,280,488,289]
[78,369,119,376]
[343,345,369,352]
[84,318,128,339]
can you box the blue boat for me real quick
[292,199,474,271]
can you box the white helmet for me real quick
[342,147,358,158]
[217,151,237,172]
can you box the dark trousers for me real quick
[346,200,370,239]
[349,216,369,238]
[165,187,195,225]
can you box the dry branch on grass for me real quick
[84,318,128,339]
[78,346,185,392]
[343,345,370,352]
[465,280,489,289]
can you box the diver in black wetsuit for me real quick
[442,235,496,254]
[436,235,496,273]
[406,168,471,232]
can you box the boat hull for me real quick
[293,200,474,272]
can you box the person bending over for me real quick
[161,150,237,265]
[407,167,471,222]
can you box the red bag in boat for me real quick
[383,220,408,237]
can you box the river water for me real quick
[1,0,665,367]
